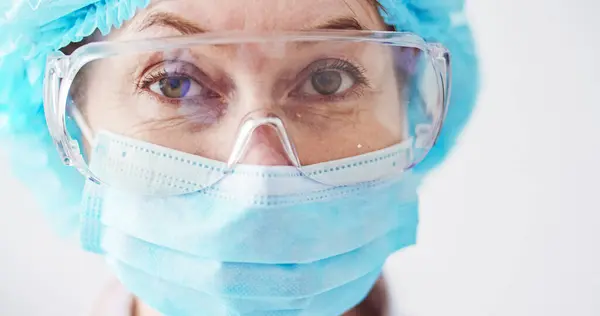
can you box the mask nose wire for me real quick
[227,113,301,168]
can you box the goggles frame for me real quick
[43,30,451,186]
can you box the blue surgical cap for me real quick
[0,0,479,234]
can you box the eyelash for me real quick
[311,59,368,84]
[139,71,174,89]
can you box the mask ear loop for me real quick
[68,105,94,146]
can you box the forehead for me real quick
[110,0,385,39]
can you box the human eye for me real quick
[138,61,222,104]
[149,75,201,99]
[292,58,370,102]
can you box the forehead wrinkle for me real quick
[145,0,178,11]
[118,0,386,38]
[341,0,384,27]
[114,0,197,38]
[342,0,358,18]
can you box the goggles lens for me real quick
[58,35,448,190]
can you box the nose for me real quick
[238,125,291,166]
[227,114,300,167]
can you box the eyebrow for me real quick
[137,12,367,35]
[137,12,206,34]
[308,17,367,31]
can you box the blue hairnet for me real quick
[0,0,479,234]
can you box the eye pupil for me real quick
[159,77,191,98]
[311,71,342,95]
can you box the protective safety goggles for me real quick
[44,30,451,190]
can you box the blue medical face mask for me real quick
[80,131,421,316]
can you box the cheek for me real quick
[83,59,159,139]
[289,97,404,165]
[373,77,406,140]
[356,92,405,148]
[85,89,135,134]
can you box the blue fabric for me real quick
[0,0,152,233]
[80,129,421,315]
[0,0,479,234]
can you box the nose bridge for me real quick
[227,111,300,167]
[227,44,283,116]
[234,42,285,74]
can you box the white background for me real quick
[1,0,599,315]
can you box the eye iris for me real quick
[311,71,342,95]
[159,77,191,98]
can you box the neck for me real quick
[133,277,388,316]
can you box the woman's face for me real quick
[79,0,407,166]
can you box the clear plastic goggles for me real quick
[44,31,451,191]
